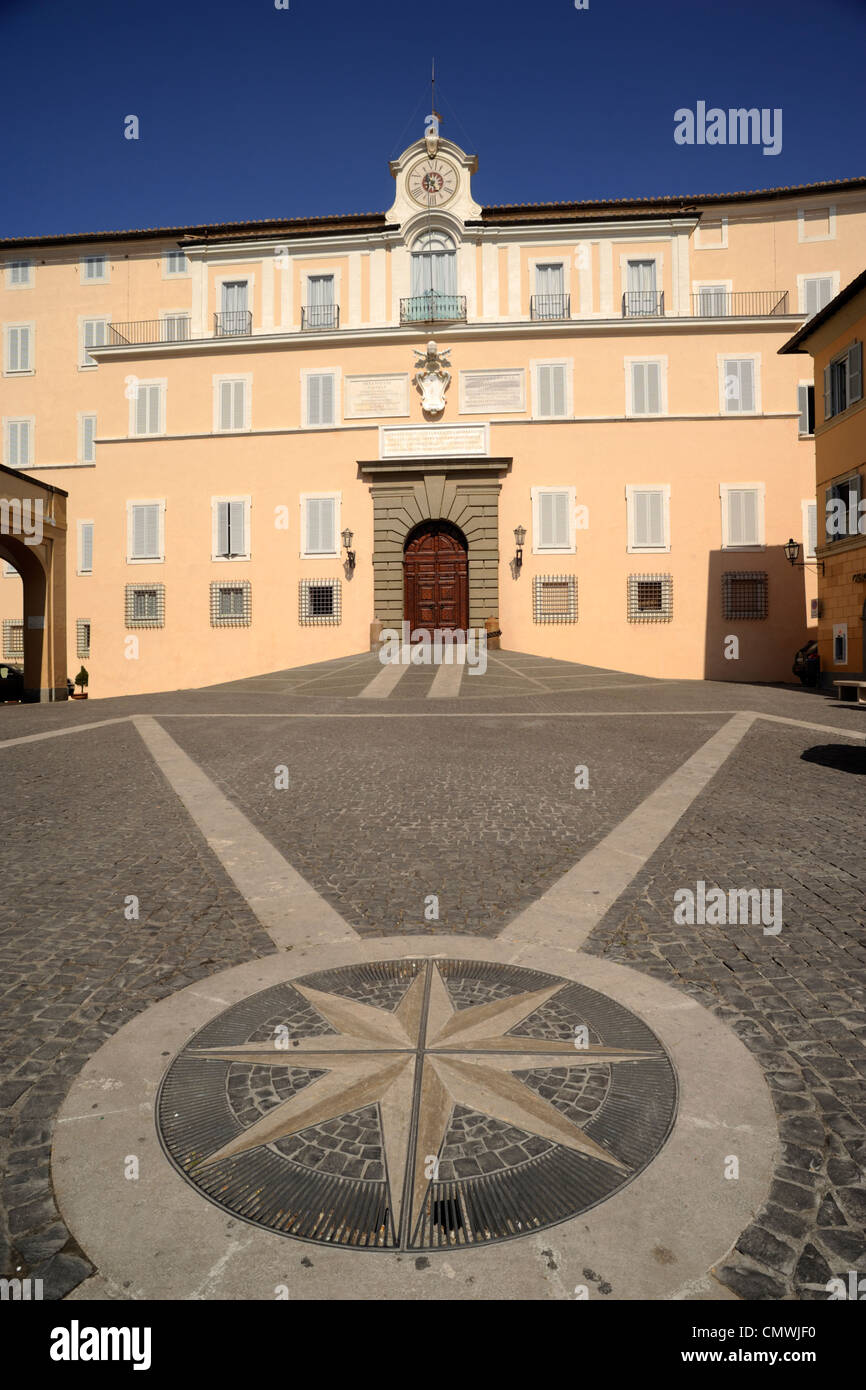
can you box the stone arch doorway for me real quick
[403,520,468,636]
[0,466,68,701]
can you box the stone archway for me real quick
[0,466,68,701]
[361,460,509,633]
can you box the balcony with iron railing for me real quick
[622,291,665,318]
[530,293,571,321]
[214,310,253,337]
[301,304,340,331]
[692,290,789,317]
[400,291,467,325]
[108,319,191,346]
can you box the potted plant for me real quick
[71,665,89,699]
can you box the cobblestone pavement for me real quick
[0,723,275,1298]
[2,652,865,1299]
[585,721,866,1300]
[161,710,727,934]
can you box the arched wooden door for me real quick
[404,521,468,636]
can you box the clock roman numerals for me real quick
[408,158,458,207]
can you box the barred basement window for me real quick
[76,619,91,658]
[532,574,577,623]
[125,583,165,628]
[722,571,768,620]
[299,578,342,625]
[210,580,252,627]
[628,573,673,622]
[2,618,23,659]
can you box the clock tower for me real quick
[387,132,481,234]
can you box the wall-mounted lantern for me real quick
[514,525,527,570]
[342,528,356,570]
[785,537,824,576]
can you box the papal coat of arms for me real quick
[413,340,451,416]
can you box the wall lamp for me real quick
[784,537,824,576]
[514,525,526,570]
[342,528,356,569]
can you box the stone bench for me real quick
[834,680,866,704]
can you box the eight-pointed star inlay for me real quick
[189,962,657,1245]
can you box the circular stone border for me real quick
[155,956,679,1252]
[52,935,777,1302]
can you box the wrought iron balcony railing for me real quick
[692,290,790,318]
[214,310,253,337]
[108,319,191,346]
[530,294,571,321]
[622,291,665,318]
[400,292,467,325]
[301,304,340,331]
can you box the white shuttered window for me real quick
[213,499,248,559]
[79,522,94,574]
[629,361,663,416]
[305,372,336,426]
[532,487,575,553]
[534,363,568,419]
[128,503,163,561]
[218,379,247,431]
[6,420,31,468]
[627,486,669,551]
[721,358,757,414]
[302,495,339,556]
[722,486,763,548]
[133,383,163,436]
[5,325,32,372]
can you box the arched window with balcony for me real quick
[405,231,463,324]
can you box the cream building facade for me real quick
[2,131,866,698]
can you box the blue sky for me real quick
[0,0,864,237]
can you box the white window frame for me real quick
[3,416,34,469]
[80,254,109,284]
[301,367,341,429]
[77,520,94,576]
[530,358,573,420]
[126,499,166,564]
[78,316,111,369]
[299,492,341,559]
[211,495,252,562]
[160,310,192,342]
[801,499,818,559]
[797,380,815,437]
[719,483,766,550]
[530,485,576,555]
[717,354,761,416]
[797,205,837,243]
[5,259,34,289]
[626,484,671,553]
[624,356,668,417]
[128,379,167,438]
[212,374,252,433]
[620,253,664,301]
[694,216,728,250]
[692,278,733,315]
[78,412,97,464]
[301,268,341,312]
[162,249,191,279]
[529,257,570,315]
[3,322,34,375]
[797,272,839,317]
[215,273,255,323]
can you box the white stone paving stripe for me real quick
[427,660,465,699]
[356,661,411,699]
[131,715,357,953]
[500,711,759,957]
[0,716,132,749]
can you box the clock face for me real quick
[407,158,459,208]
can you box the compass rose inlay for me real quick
[157,959,677,1250]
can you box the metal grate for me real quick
[76,618,91,657]
[722,571,768,620]
[628,573,673,623]
[125,583,165,629]
[210,580,251,627]
[299,578,342,625]
[533,574,577,624]
[2,618,23,660]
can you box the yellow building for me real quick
[2,130,866,698]
[781,268,866,691]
